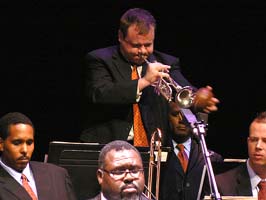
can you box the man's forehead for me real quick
[106,149,141,164]
[250,122,266,133]
[169,102,181,112]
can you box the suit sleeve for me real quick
[62,168,77,200]
[169,58,197,90]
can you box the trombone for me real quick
[146,128,162,200]
[142,56,196,199]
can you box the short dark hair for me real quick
[119,8,156,38]
[253,111,266,123]
[0,112,34,140]
[98,140,142,168]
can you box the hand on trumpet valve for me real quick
[143,61,170,85]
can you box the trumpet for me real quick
[143,57,195,108]
[146,128,162,200]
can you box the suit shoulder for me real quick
[30,161,67,173]
[215,163,246,180]
[153,50,180,64]
[86,45,118,60]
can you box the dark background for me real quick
[1,1,266,161]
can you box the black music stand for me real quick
[180,109,222,200]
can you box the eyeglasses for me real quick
[101,168,144,180]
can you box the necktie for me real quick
[258,180,266,200]
[131,66,149,147]
[21,174,38,200]
[176,144,188,172]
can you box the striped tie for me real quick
[176,144,188,172]
[21,174,38,200]
[258,180,266,200]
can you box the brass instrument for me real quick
[142,57,197,199]
[143,58,195,108]
[146,128,162,200]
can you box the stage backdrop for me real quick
[1,1,265,161]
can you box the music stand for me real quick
[181,109,222,200]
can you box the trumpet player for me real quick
[80,7,220,147]
[160,102,223,200]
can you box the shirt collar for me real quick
[172,137,191,150]
[0,157,31,184]
[101,192,108,200]
[172,137,191,158]
[247,158,262,190]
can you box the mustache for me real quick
[175,124,189,131]
[17,156,30,160]
[121,183,138,191]
[176,124,186,129]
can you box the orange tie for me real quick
[177,144,188,172]
[131,66,149,147]
[21,174,38,200]
[258,180,266,200]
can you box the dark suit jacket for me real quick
[81,45,195,144]
[86,194,100,200]
[87,193,151,200]
[215,163,253,196]
[160,137,223,200]
[0,161,77,200]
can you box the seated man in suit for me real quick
[215,111,266,198]
[87,140,150,200]
[160,102,223,200]
[0,112,77,200]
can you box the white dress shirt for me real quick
[172,137,192,159]
[246,158,264,197]
[0,157,38,198]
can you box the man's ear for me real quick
[118,30,123,43]
[97,169,104,185]
[0,137,4,151]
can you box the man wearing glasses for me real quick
[87,140,150,200]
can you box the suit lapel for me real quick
[235,164,253,196]
[186,140,203,173]
[30,162,51,199]
[112,48,149,80]
[0,166,32,200]
[168,147,185,176]
[112,50,132,80]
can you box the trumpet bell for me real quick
[142,56,195,109]
[174,86,194,108]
